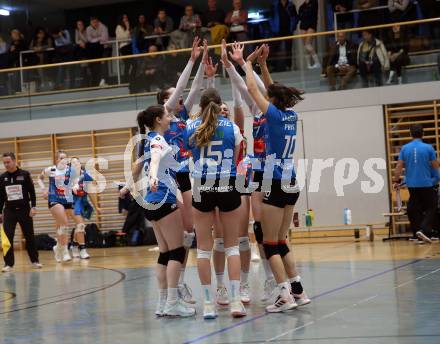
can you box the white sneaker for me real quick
[292,292,311,307]
[53,245,62,263]
[79,249,90,259]
[63,248,72,262]
[99,79,108,87]
[155,298,166,317]
[32,262,43,269]
[251,251,261,262]
[71,246,80,258]
[266,294,297,313]
[240,282,251,304]
[230,298,247,318]
[178,283,196,304]
[261,278,276,302]
[2,265,12,273]
[308,63,321,69]
[416,231,432,244]
[163,299,196,317]
[216,285,230,306]
[203,301,218,320]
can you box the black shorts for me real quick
[263,179,300,209]
[192,178,241,213]
[176,172,192,193]
[253,171,264,192]
[48,202,73,210]
[144,203,178,222]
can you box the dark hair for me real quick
[267,83,304,110]
[90,16,99,21]
[2,152,16,160]
[157,87,172,105]
[410,124,423,139]
[137,105,166,133]
[190,88,221,148]
[56,150,67,160]
[158,8,166,13]
[34,27,48,41]
[118,14,130,31]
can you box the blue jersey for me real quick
[73,170,94,201]
[144,132,179,204]
[164,106,190,173]
[45,165,73,204]
[184,117,242,180]
[253,114,267,172]
[399,139,437,188]
[263,103,298,180]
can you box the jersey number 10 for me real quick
[283,135,296,159]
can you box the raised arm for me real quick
[245,46,270,115]
[257,45,273,88]
[205,56,218,89]
[184,40,208,113]
[165,37,201,112]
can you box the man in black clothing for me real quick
[0,152,41,272]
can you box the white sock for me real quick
[230,280,240,299]
[179,268,185,285]
[159,289,167,303]
[167,288,178,305]
[202,285,213,303]
[288,275,301,284]
[240,271,249,284]
[279,282,290,298]
[216,272,224,287]
[262,259,274,280]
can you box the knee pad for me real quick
[75,223,86,233]
[239,236,250,252]
[57,226,67,235]
[168,246,186,264]
[157,251,170,266]
[278,241,290,258]
[197,249,212,260]
[183,231,195,248]
[225,245,240,258]
[214,238,225,252]
[263,243,279,260]
[253,222,263,244]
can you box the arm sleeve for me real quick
[207,76,215,89]
[165,59,195,112]
[26,172,37,208]
[233,124,243,146]
[184,61,205,113]
[231,80,243,109]
[240,63,266,94]
[225,65,256,112]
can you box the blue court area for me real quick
[0,244,439,344]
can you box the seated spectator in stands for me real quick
[202,0,228,54]
[388,0,416,23]
[357,30,389,87]
[178,5,202,48]
[330,0,353,29]
[298,0,320,69]
[8,29,26,93]
[269,0,298,72]
[225,0,248,42]
[385,25,409,84]
[130,44,164,93]
[51,27,74,89]
[29,27,54,91]
[116,14,134,82]
[134,14,154,53]
[326,31,357,90]
[86,16,109,87]
[418,0,440,48]
[154,9,174,49]
[358,0,383,28]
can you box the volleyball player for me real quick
[184,88,246,319]
[156,38,207,304]
[137,105,195,318]
[38,150,79,263]
[245,45,310,313]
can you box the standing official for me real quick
[0,152,41,272]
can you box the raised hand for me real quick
[220,39,232,68]
[202,39,209,65]
[190,37,202,62]
[229,41,245,64]
[205,57,219,78]
[257,44,270,65]
[246,45,264,64]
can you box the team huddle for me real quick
[119,38,311,319]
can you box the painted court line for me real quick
[183,259,422,344]
[266,321,315,342]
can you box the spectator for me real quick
[133,14,153,53]
[385,25,409,84]
[178,5,202,47]
[330,0,353,29]
[388,0,416,23]
[8,29,26,93]
[298,0,320,69]
[29,27,54,90]
[116,14,134,82]
[130,44,164,93]
[326,31,357,90]
[269,0,299,71]
[86,16,109,86]
[225,0,248,42]
[202,0,228,54]
[51,27,74,89]
[153,9,174,49]
[74,20,90,87]
[357,30,389,87]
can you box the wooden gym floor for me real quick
[0,238,439,344]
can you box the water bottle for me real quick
[308,209,315,224]
[343,208,352,225]
[305,211,312,227]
